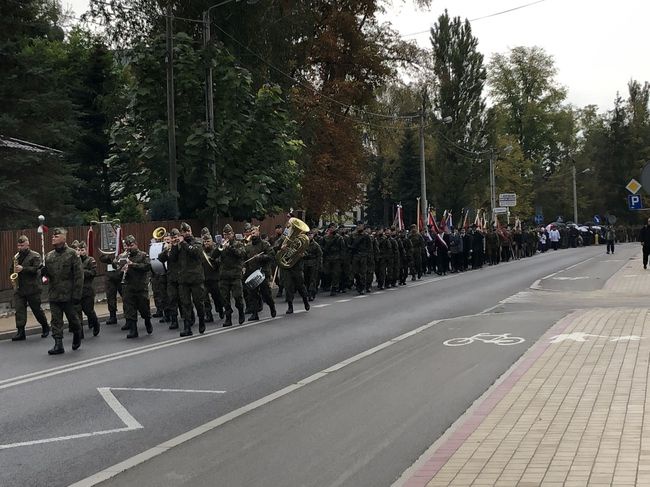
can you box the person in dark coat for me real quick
[10,235,50,341]
[639,218,650,269]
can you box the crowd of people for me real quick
[8,217,632,355]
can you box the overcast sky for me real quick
[65,0,649,112]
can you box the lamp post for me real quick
[572,164,591,224]
[421,107,452,228]
[489,145,513,223]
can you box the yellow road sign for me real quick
[626,179,642,194]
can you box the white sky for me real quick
[65,0,650,112]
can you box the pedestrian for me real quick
[10,235,50,341]
[605,225,615,254]
[639,218,650,268]
[42,228,83,355]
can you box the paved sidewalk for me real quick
[400,251,650,487]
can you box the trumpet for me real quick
[115,251,129,284]
[10,252,19,290]
[217,239,230,252]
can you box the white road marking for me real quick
[311,304,330,308]
[551,276,589,280]
[336,299,351,303]
[353,295,368,299]
[0,387,226,450]
[68,317,446,487]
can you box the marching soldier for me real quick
[366,228,377,293]
[98,236,123,326]
[321,224,345,295]
[202,233,224,323]
[349,222,371,294]
[408,224,425,280]
[76,241,100,336]
[158,229,181,329]
[244,225,276,320]
[376,228,391,290]
[278,218,311,314]
[173,222,205,336]
[42,228,83,355]
[302,230,322,301]
[10,235,50,341]
[118,235,152,338]
[216,224,246,326]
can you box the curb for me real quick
[0,311,125,341]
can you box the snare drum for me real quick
[244,269,265,289]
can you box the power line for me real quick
[400,0,548,38]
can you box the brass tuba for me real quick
[153,226,166,240]
[276,217,310,269]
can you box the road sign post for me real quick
[628,194,643,210]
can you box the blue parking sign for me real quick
[534,215,543,224]
[628,194,643,210]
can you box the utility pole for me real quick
[419,88,427,229]
[203,11,215,137]
[489,149,496,225]
[572,163,578,223]
[165,3,178,212]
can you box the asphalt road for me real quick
[0,244,635,487]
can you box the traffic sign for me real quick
[534,215,544,225]
[626,178,642,194]
[493,207,507,214]
[593,215,601,224]
[628,194,643,210]
[498,193,517,207]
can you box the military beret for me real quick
[180,222,191,232]
[52,227,67,236]
[77,241,87,249]
[17,235,29,244]
[223,224,234,233]
[410,224,417,229]
[124,235,136,245]
[170,228,180,236]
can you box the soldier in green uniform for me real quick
[42,228,83,355]
[173,223,206,336]
[118,235,152,338]
[349,222,371,294]
[216,224,246,326]
[365,228,377,293]
[398,229,411,285]
[10,235,50,341]
[158,229,181,330]
[387,228,399,287]
[321,224,345,296]
[76,241,100,337]
[98,234,123,325]
[302,231,323,301]
[375,228,391,290]
[202,234,224,323]
[244,225,276,320]
[408,224,425,280]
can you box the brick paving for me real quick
[402,251,650,487]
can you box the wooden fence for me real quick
[0,215,287,292]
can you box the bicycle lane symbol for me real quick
[443,332,525,347]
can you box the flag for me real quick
[439,210,447,232]
[429,208,441,234]
[446,211,453,229]
[463,209,469,230]
[86,226,95,258]
[393,203,404,231]
[416,197,423,232]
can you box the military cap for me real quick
[327,223,336,229]
[201,227,210,236]
[180,222,191,232]
[410,224,417,230]
[52,227,67,236]
[275,224,283,229]
[202,234,213,242]
[70,240,80,249]
[124,234,136,245]
[17,235,29,244]
[223,224,234,233]
[170,228,180,236]
[77,241,87,249]
[244,222,252,231]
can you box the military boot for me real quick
[205,310,214,323]
[237,305,245,325]
[169,315,179,330]
[270,303,277,318]
[159,311,169,323]
[79,326,85,340]
[198,316,206,334]
[72,331,82,350]
[223,313,233,327]
[248,312,259,322]
[106,312,117,325]
[126,320,139,339]
[11,328,26,341]
[91,316,100,337]
[41,323,50,338]
[152,309,163,318]
[302,296,310,311]
[180,320,193,337]
[48,337,64,355]
[120,321,130,331]
[144,317,153,335]
[286,301,294,314]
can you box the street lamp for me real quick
[420,107,452,227]
[572,164,591,224]
[490,145,513,221]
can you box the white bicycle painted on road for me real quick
[443,332,525,347]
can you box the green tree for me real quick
[429,11,489,213]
